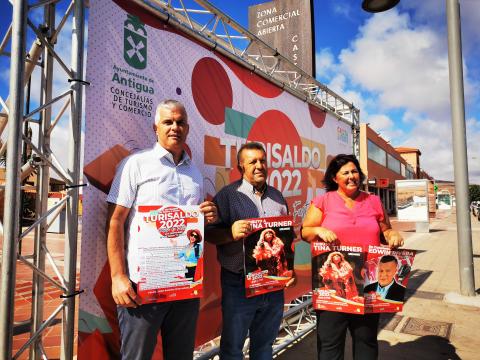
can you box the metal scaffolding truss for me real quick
[194,294,316,359]
[135,0,360,154]
[0,1,85,359]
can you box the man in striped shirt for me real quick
[207,142,294,360]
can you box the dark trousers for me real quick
[117,298,200,360]
[219,268,284,360]
[316,310,379,360]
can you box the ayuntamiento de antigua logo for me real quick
[124,15,147,69]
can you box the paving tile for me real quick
[42,335,62,347]
[13,332,31,340]
[13,338,30,352]
[13,312,31,322]
[400,317,453,340]
[16,284,34,291]
[45,325,62,337]
[43,346,61,359]
[13,298,32,307]
[407,289,445,301]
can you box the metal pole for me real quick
[61,1,85,358]
[446,0,475,296]
[0,0,28,358]
[30,3,55,359]
[19,76,32,256]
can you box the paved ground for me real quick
[276,209,480,360]
[5,209,480,359]
[6,228,81,359]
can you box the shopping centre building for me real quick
[359,123,433,214]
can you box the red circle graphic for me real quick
[308,103,327,128]
[192,57,233,125]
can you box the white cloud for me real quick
[315,48,335,79]
[331,1,354,20]
[401,0,480,57]
[366,113,392,131]
[339,10,456,116]
[402,118,453,179]
[326,8,480,183]
[388,114,480,184]
[0,67,9,84]
[363,114,405,145]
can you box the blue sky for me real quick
[1,0,479,183]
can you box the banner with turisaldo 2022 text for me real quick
[79,0,353,357]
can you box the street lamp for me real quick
[446,0,475,296]
[362,0,400,13]
[360,0,475,297]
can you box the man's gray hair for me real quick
[155,99,187,124]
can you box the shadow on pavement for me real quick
[403,269,433,301]
[379,335,461,360]
[428,229,448,233]
[402,229,446,233]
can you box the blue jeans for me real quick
[220,268,284,360]
[117,298,199,360]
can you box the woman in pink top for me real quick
[302,154,403,360]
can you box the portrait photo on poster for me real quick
[363,246,416,313]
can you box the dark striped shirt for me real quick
[212,179,288,273]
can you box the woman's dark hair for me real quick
[323,154,366,192]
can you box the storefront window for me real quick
[387,154,401,174]
[368,140,386,166]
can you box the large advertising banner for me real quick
[395,180,429,222]
[79,0,353,357]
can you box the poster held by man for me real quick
[135,205,205,304]
[243,215,295,297]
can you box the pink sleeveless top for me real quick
[311,191,384,246]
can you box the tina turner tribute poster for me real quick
[243,216,294,297]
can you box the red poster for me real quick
[363,245,416,313]
[312,242,416,314]
[243,216,295,297]
[135,205,204,304]
[312,242,365,314]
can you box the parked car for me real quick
[471,201,480,217]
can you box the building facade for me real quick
[359,124,416,214]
